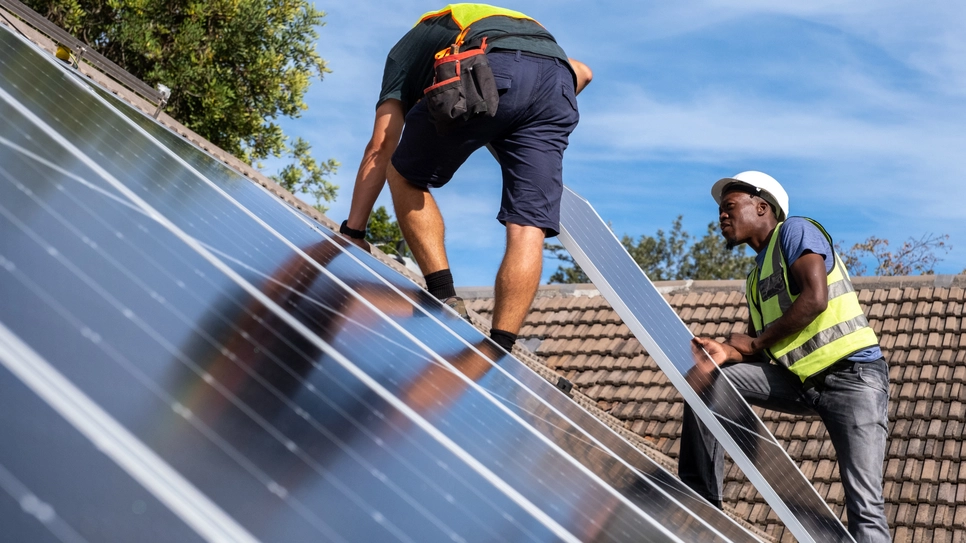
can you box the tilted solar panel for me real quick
[0,25,757,542]
[558,186,854,543]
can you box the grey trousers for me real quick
[678,358,892,543]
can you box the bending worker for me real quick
[339,3,592,353]
[681,171,891,543]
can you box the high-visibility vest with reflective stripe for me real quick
[746,218,878,380]
[417,4,535,29]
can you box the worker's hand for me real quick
[726,333,758,357]
[687,337,722,394]
[692,337,741,366]
[346,236,372,253]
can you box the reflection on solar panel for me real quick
[558,187,854,543]
[0,25,760,542]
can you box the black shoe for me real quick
[442,296,469,320]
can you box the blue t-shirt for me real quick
[755,217,882,362]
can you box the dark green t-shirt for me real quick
[378,14,571,113]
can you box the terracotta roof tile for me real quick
[458,277,966,538]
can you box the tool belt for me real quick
[423,35,499,134]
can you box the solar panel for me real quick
[557,186,854,543]
[0,25,759,542]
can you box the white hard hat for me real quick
[711,171,789,221]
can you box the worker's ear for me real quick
[756,199,770,217]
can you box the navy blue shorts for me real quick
[391,50,579,237]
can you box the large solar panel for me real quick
[0,24,762,542]
[558,187,854,543]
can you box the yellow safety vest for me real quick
[746,218,878,380]
[417,4,535,29]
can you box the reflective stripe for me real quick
[827,278,853,300]
[747,218,879,379]
[778,313,870,365]
[787,328,880,380]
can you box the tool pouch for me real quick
[424,37,498,133]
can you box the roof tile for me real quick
[463,278,966,536]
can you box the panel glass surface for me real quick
[0,27,739,542]
[0,31,565,543]
[558,187,853,543]
[0,364,205,543]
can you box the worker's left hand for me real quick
[726,333,758,356]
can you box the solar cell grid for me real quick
[0,96,563,542]
[0,364,204,543]
[0,31,579,542]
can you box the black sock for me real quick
[424,269,456,300]
[490,329,517,352]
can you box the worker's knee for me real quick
[387,163,427,198]
[505,223,546,247]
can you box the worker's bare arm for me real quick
[345,99,406,239]
[568,58,593,95]
[729,252,828,356]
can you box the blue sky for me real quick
[268,1,966,286]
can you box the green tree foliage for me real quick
[545,216,756,284]
[270,138,339,213]
[620,216,692,281]
[544,242,588,284]
[366,206,411,258]
[835,233,952,276]
[680,222,758,280]
[27,0,338,208]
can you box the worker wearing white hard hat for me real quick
[679,171,892,542]
[710,170,789,222]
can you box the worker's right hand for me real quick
[692,337,742,366]
[346,236,372,253]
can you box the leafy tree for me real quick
[620,215,691,280]
[27,0,338,209]
[680,222,757,280]
[544,242,588,284]
[366,206,411,258]
[835,234,952,276]
[270,138,339,213]
[545,216,755,284]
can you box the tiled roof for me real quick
[461,275,966,543]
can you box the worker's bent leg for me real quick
[387,163,449,276]
[679,402,724,507]
[679,361,817,507]
[813,359,891,543]
[492,223,545,335]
